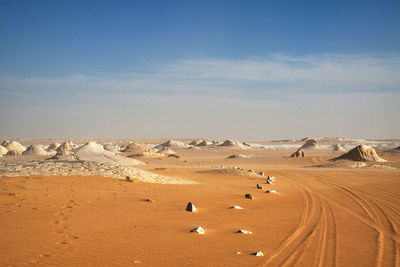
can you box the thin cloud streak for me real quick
[1,53,399,98]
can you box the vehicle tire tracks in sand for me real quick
[309,174,400,267]
[260,175,337,267]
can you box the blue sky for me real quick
[0,0,399,139]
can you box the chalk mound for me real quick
[22,144,48,156]
[220,139,249,149]
[104,144,120,152]
[47,143,61,151]
[73,141,106,154]
[55,142,74,156]
[122,143,154,153]
[334,144,386,162]
[57,142,74,152]
[70,142,145,166]
[156,140,188,149]
[5,141,25,154]
[290,148,304,158]
[6,150,21,156]
[332,143,346,152]
[301,138,319,149]
[197,140,213,146]
[189,139,204,146]
[0,145,8,156]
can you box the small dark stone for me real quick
[245,194,253,200]
[186,202,197,212]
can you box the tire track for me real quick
[310,174,399,267]
[260,175,337,267]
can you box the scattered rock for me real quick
[245,194,253,199]
[6,150,21,156]
[125,176,136,183]
[191,227,205,234]
[230,206,243,209]
[144,198,156,203]
[252,251,264,256]
[291,148,305,158]
[237,229,252,234]
[258,171,264,176]
[266,190,280,194]
[227,154,249,159]
[257,184,263,190]
[186,202,197,212]
[267,176,276,184]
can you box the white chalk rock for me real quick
[191,227,205,234]
[237,229,252,234]
[266,190,280,194]
[231,206,243,209]
[186,202,197,212]
[253,251,264,256]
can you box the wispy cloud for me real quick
[1,53,399,99]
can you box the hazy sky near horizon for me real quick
[1,0,399,140]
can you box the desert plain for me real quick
[0,138,399,266]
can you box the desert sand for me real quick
[1,138,400,266]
